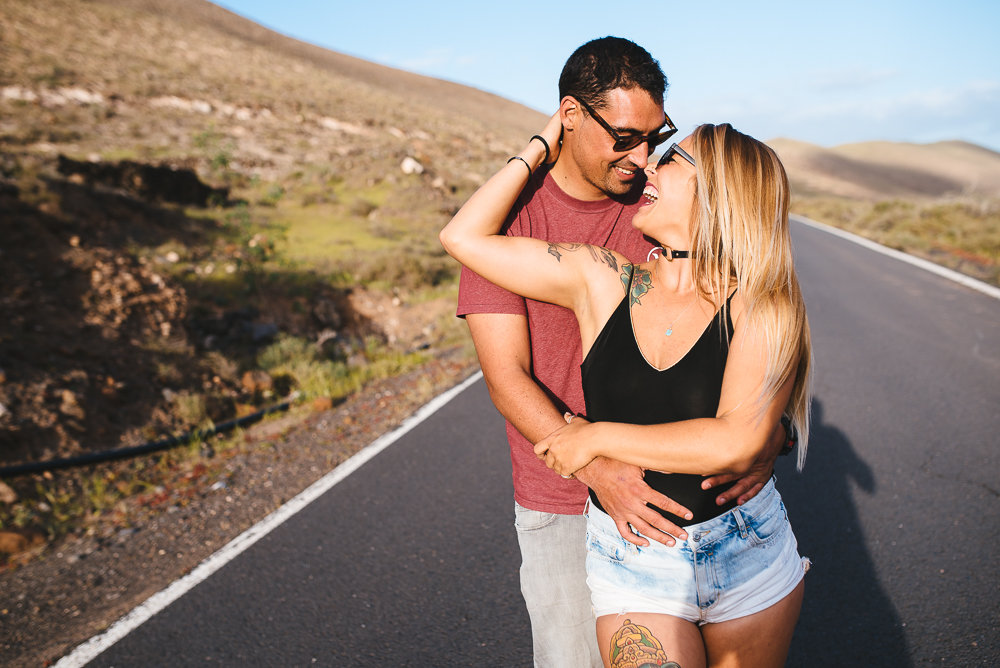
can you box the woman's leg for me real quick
[700,579,804,668]
[596,613,706,668]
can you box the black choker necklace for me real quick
[652,246,691,261]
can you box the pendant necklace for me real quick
[664,297,698,336]
[653,245,695,336]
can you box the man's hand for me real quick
[701,416,786,505]
[575,455,693,548]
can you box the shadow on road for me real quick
[777,399,912,667]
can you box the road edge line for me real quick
[792,214,1000,300]
[53,370,484,668]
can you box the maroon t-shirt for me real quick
[457,168,655,514]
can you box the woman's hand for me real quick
[538,111,563,165]
[534,413,598,477]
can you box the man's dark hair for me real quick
[558,36,666,109]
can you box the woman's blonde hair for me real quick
[688,123,812,468]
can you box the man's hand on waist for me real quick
[701,415,790,505]
[575,455,693,547]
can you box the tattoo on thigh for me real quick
[609,619,681,668]
[546,243,619,273]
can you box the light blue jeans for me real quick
[514,502,603,668]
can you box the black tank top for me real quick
[581,278,737,527]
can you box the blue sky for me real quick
[218,1,1000,152]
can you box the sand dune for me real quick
[768,137,1000,200]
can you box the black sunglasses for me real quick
[577,97,677,152]
[656,143,696,168]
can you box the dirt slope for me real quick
[95,0,545,138]
[768,137,1000,200]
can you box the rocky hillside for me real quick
[0,0,545,468]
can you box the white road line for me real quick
[793,214,1000,300]
[53,371,484,668]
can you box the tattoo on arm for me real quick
[620,264,654,306]
[594,246,619,272]
[609,618,681,668]
[546,243,620,273]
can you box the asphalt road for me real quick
[76,219,999,667]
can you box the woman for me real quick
[440,113,811,668]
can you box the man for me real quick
[457,37,787,667]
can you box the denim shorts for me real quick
[585,478,809,624]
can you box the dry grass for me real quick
[793,195,1000,286]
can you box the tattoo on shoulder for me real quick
[621,264,653,306]
[546,243,620,273]
[609,618,681,668]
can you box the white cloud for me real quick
[398,48,476,73]
[806,66,900,91]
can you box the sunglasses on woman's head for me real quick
[656,143,696,168]
[577,98,678,152]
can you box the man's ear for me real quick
[559,96,580,132]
